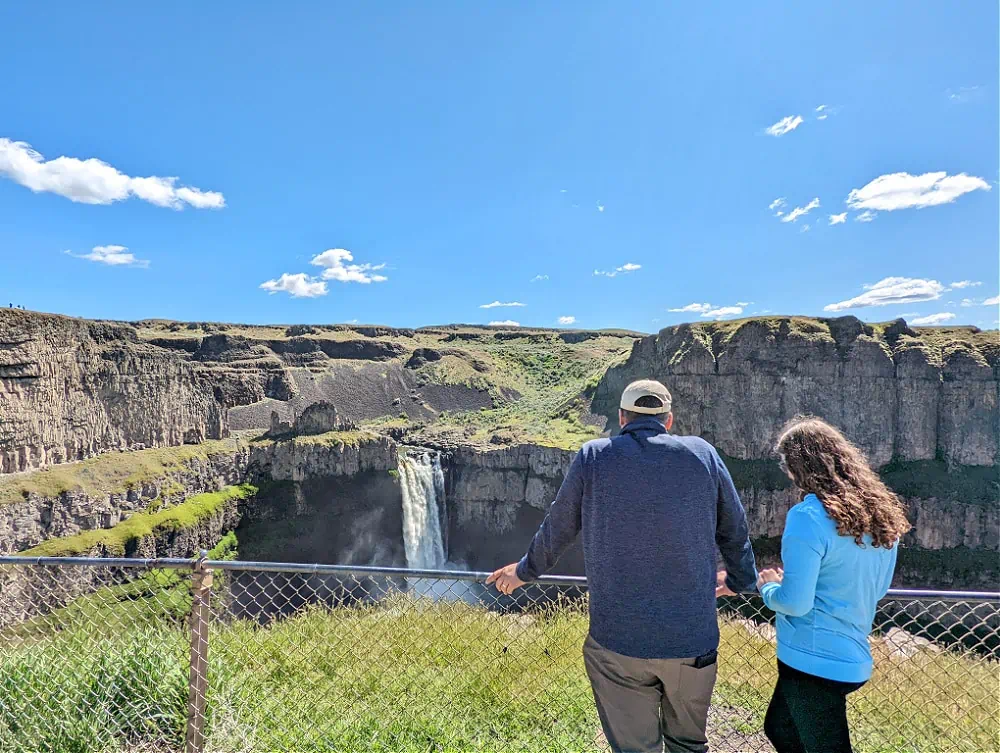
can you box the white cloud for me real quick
[781,197,820,223]
[310,248,387,284]
[950,280,982,289]
[829,213,847,225]
[800,224,811,233]
[947,86,982,104]
[823,277,946,312]
[984,296,1000,306]
[815,104,840,121]
[260,248,385,297]
[702,306,744,319]
[855,210,877,223]
[530,274,549,283]
[736,301,752,307]
[960,299,976,307]
[769,198,786,211]
[558,316,576,325]
[597,202,605,213]
[668,302,744,319]
[259,273,328,298]
[766,115,804,137]
[846,171,990,212]
[594,262,641,278]
[668,303,712,314]
[480,300,526,309]
[0,138,225,209]
[911,312,957,326]
[64,244,149,268]
[488,320,520,327]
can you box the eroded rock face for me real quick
[594,317,999,467]
[0,312,232,474]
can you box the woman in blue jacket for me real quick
[757,417,911,753]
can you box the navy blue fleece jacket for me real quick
[516,417,758,659]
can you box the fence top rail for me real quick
[1,555,997,601]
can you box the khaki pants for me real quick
[583,635,717,753]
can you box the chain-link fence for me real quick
[0,556,997,753]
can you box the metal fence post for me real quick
[185,552,213,753]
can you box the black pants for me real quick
[764,660,866,753]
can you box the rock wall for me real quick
[0,311,232,474]
[0,310,493,474]
[440,441,999,587]
[594,317,999,467]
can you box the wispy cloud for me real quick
[702,306,744,319]
[530,274,549,283]
[597,202,605,213]
[668,303,712,314]
[963,296,1000,307]
[946,86,983,104]
[950,280,982,289]
[800,224,811,233]
[781,197,820,223]
[311,248,387,284]
[911,312,957,326]
[259,273,328,298]
[829,213,847,225]
[480,300,526,309]
[668,302,745,319]
[769,198,786,211]
[855,210,877,223]
[488,320,520,327]
[823,277,946,312]
[0,138,225,209]
[558,316,576,325]
[594,263,641,278]
[814,104,840,121]
[846,171,990,212]
[766,115,804,137]
[64,244,149,268]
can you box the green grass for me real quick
[0,585,995,753]
[0,437,249,507]
[19,484,256,557]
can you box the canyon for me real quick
[1,309,997,590]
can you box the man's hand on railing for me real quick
[487,563,527,595]
[716,569,737,598]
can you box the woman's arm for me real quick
[759,507,824,617]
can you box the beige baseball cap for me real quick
[620,379,672,414]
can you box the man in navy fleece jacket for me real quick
[488,379,758,753]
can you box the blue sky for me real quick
[1,2,997,331]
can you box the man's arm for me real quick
[487,450,585,593]
[714,451,758,594]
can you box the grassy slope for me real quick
[0,587,994,753]
[19,484,256,557]
[0,436,249,507]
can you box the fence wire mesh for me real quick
[0,557,997,753]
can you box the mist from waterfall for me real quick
[398,450,447,571]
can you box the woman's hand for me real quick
[757,568,784,588]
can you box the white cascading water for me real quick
[398,450,447,570]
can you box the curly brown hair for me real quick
[776,416,911,548]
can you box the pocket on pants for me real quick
[677,659,717,717]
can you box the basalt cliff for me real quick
[1,309,996,588]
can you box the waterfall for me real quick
[398,450,446,570]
